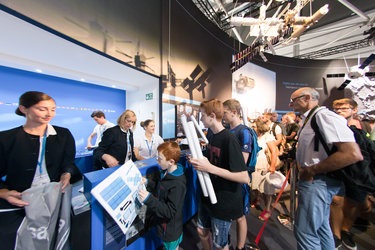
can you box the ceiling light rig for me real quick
[230,0,329,72]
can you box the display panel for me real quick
[162,102,176,139]
[0,65,125,155]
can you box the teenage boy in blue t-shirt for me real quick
[223,99,253,250]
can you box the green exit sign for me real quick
[146,93,153,100]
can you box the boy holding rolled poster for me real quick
[138,141,186,250]
[190,99,250,250]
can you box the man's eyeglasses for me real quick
[290,95,306,103]
[333,107,352,112]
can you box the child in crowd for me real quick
[138,141,186,250]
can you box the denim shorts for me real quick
[197,204,232,248]
[336,181,368,204]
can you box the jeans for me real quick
[294,175,342,250]
[197,204,232,248]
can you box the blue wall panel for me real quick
[0,65,126,154]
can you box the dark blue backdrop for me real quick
[0,65,126,155]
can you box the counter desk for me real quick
[83,154,199,250]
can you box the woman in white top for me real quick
[251,118,278,221]
[134,119,164,160]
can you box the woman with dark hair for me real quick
[134,119,164,160]
[0,91,76,250]
[94,110,138,169]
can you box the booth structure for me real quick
[83,155,199,250]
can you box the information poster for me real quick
[91,160,145,235]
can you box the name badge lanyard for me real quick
[37,132,47,175]
[127,132,132,158]
[145,136,154,157]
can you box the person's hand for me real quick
[103,154,119,167]
[5,190,29,207]
[299,166,316,182]
[60,172,71,193]
[86,145,93,150]
[141,177,147,185]
[190,157,213,174]
[138,189,149,202]
[268,167,275,174]
[199,140,207,147]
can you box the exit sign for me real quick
[146,93,153,100]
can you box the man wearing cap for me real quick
[289,87,363,250]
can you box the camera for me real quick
[279,146,296,160]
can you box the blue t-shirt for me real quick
[230,124,253,154]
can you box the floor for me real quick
[179,190,375,250]
[70,186,375,250]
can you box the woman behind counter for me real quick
[0,91,76,250]
[134,119,164,160]
[94,110,137,170]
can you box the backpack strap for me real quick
[310,111,333,155]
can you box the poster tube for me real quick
[180,115,208,197]
[188,122,217,204]
[190,115,209,144]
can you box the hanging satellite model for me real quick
[327,53,375,90]
[235,74,255,94]
[230,0,329,72]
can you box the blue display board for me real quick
[161,102,175,139]
[0,65,126,154]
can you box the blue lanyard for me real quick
[37,132,47,175]
[127,132,132,156]
[145,137,154,157]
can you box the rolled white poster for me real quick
[190,115,209,144]
[180,115,209,197]
[188,121,217,204]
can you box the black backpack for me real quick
[311,113,375,193]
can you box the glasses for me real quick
[290,95,306,103]
[125,119,136,124]
[333,107,352,112]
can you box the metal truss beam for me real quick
[297,39,373,59]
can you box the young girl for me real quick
[251,118,278,221]
[138,141,186,250]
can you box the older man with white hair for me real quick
[289,87,363,250]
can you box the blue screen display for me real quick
[0,65,126,155]
[162,102,175,139]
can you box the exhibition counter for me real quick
[82,154,199,250]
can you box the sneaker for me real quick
[333,235,342,250]
[277,215,293,231]
[341,230,357,250]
